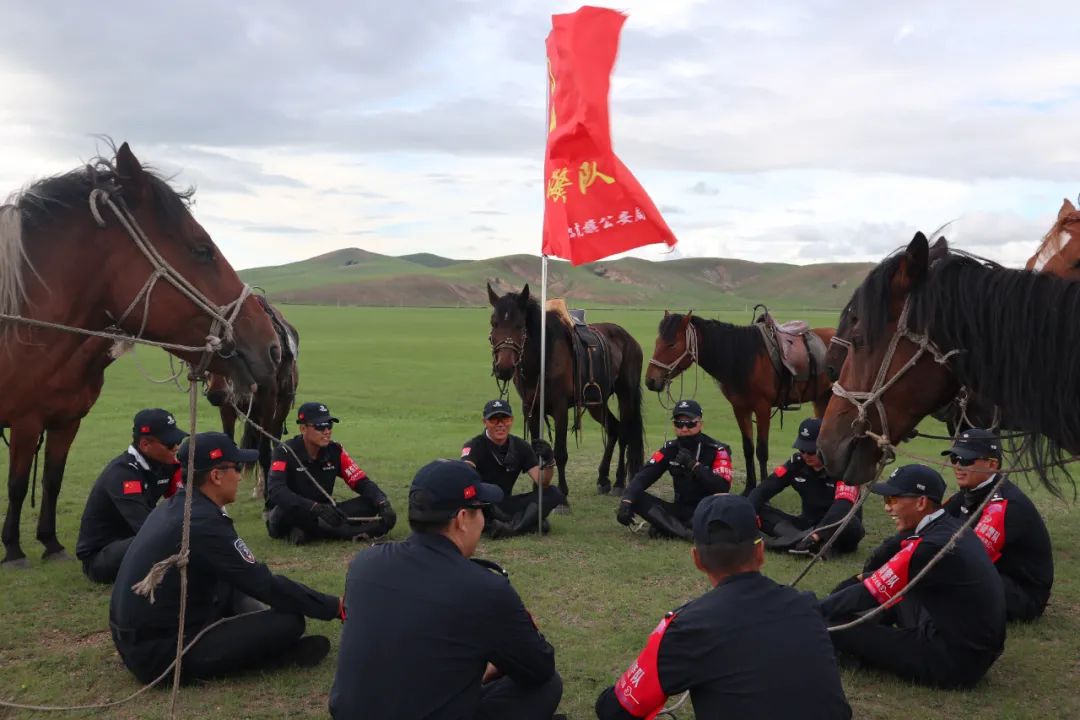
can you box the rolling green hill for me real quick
[240,248,875,311]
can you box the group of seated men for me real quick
[74,395,1054,718]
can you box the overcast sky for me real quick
[2,1,1078,269]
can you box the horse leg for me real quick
[2,423,42,568]
[590,405,618,495]
[754,404,771,497]
[553,402,571,511]
[734,407,756,495]
[37,420,81,561]
[220,404,237,442]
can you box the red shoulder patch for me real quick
[648,450,665,464]
[774,465,788,478]
[270,460,287,473]
[122,480,143,495]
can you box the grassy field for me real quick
[1,305,1078,719]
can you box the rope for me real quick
[789,482,874,588]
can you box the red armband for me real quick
[614,613,676,719]
[834,481,858,503]
[164,467,183,498]
[339,450,368,489]
[862,537,922,605]
[973,500,1007,563]
[711,450,733,481]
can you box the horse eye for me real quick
[191,244,215,263]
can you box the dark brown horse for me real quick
[819,231,1080,495]
[0,142,281,566]
[644,312,834,493]
[206,297,300,484]
[488,283,645,499]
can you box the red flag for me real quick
[542,6,677,266]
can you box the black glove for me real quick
[313,502,344,528]
[673,447,696,469]
[378,502,397,532]
[531,438,554,466]
[616,500,635,526]
[794,532,820,552]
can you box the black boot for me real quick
[643,505,692,540]
[510,501,541,536]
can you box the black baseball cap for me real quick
[871,464,946,505]
[692,494,762,546]
[482,399,513,419]
[133,408,187,447]
[177,432,259,472]
[941,428,1001,462]
[296,402,338,426]
[672,399,702,419]
[793,418,821,453]
[408,459,504,522]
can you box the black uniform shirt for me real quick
[944,476,1053,606]
[821,512,1005,664]
[266,436,387,513]
[110,489,339,637]
[460,433,539,496]
[330,532,556,720]
[75,447,181,560]
[748,453,860,528]
[623,433,734,508]
[596,572,851,720]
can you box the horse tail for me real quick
[619,337,646,474]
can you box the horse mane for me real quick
[0,141,195,319]
[852,247,1080,495]
[661,313,762,395]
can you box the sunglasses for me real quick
[673,419,699,429]
[948,455,979,467]
[214,463,240,473]
[485,416,513,425]
[309,423,334,432]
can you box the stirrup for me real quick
[582,380,604,406]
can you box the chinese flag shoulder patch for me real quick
[122,480,143,495]
[270,460,287,473]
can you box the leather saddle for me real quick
[546,299,609,407]
[755,310,824,382]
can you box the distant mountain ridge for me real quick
[239,248,875,310]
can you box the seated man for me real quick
[110,432,341,683]
[596,494,851,720]
[266,402,396,545]
[75,409,186,584]
[747,418,864,554]
[330,459,563,720]
[460,399,562,538]
[616,400,733,540]
[941,429,1054,620]
[820,464,1006,689]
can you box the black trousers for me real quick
[113,595,307,684]
[1002,573,1049,622]
[758,504,863,553]
[267,496,388,540]
[475,671,563,720]
[630,494,694,539]
[82,536,134,584]
[498,487,565,519]
[829,600,996,689]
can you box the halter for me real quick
[648,321,698,380]
[830,299,961,458]
[489,328,526,398]
[89,186,253,377]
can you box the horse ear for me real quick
[1060,198,1076,220]
[519,284,530,307]
[115,142,149,205]
[929,235,949,263]
[894,232,930,292]
[663,310,670,318]
[487,282,500,307]
[678,311,693,331]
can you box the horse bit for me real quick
[489,328,526,398]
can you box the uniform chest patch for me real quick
[793,476,807,484]
[234,538,256,564]
[322,463,335,472]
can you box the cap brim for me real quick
[869,481,906,497]
[483,411,513,420]
[793,438,817,453]
[300,415,339,425]
[230,448,261,465]
[471,483,505,505]
[157,427,188,446]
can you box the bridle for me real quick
[89,183,254,377]
[829,299,961,459]
[489,327,526,398]
[647,321,698,382]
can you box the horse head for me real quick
[487,282,531,381]
[1027,198,1080,280]
[644,311,696,392]
[818,232,958,486]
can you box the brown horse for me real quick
[819,232,1080,495]
[488,283,645,499]
[0,142,281,566]
[644,311,834,493]
[206,297,300,484]
[1026,198,1080,279]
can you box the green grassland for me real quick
[1,305,1078,719]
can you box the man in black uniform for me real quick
[266,401,396,544]
[747,418,864,554]
[330,459,563,720]
[615,399,733,540]
[110,432,341,683]
[596,493,851,720]
[820,464,1006,689]
[941,429,1054,620]
[75,408,186,583]
[460,399,562,537]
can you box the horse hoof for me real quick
[1,557,30,569]
[610,486,624,498]
[42,549,72,562]
[597,483,612,495]
[553,503,572,515]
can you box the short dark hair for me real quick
[408,516,454,535]
[191,468,212,489]
[696,540,758,574]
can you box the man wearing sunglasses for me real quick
[747,418,864,556]
[460,399,562,538]
[820,464,1005,689]
[266,402,396,545]
[616,400,733,539]
[111,432,341,684]
[941,429,1054,621]
[76,408,187,584]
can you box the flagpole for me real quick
[537,253,548,536]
